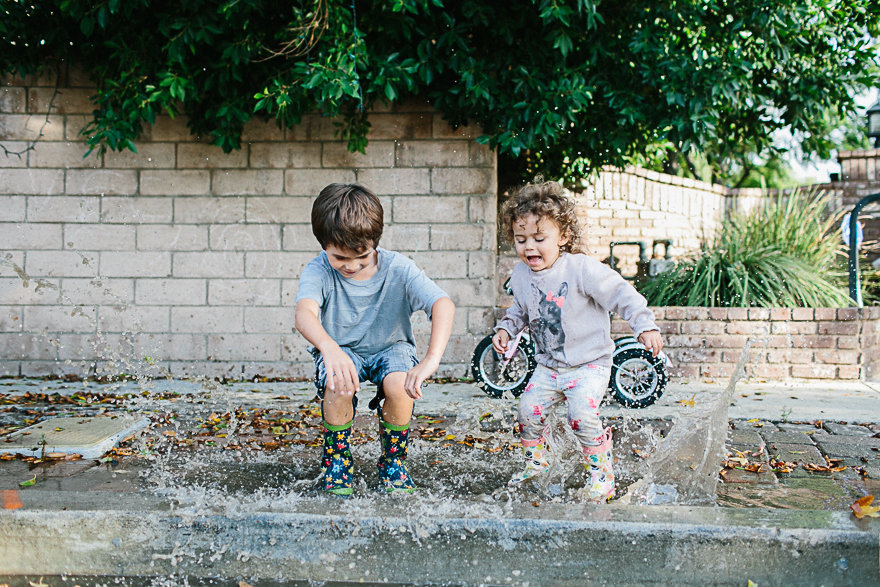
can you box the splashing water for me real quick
[630,339,753,505]
[2,247,768,586]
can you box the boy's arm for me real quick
[294,298,360,395]
[404,296,455,399]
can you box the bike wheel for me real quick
[610,346,667,408]
[471,334,536,398]
[614,336,638,348]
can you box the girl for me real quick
[493,181,663,502]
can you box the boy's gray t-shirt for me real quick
[295,248,448,357]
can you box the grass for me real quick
[641,189,852,308]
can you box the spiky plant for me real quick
[641,189,851,307]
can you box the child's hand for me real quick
[404,358,439,400]
[638,330,664,357]
[322,347,360,395]
[492,330,510,354]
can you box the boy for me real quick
[294,183,455,495]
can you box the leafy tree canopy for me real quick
[2,0,879,185]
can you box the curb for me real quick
[1,492,878,586]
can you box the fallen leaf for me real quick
[744,462,770,473]
[19,475,36,487]
[677,394,696,408]
[850,495,880,519]
[747,581,757,587]
[769,459,796,473]
[45,452,66,459]
[239,582,254,587]
[29,579,50,587]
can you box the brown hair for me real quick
[499,180,583,254]
[311,183,384,252]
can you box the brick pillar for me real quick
[837,149,880,256]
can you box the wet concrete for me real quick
[2,489,878,586]
[2,378,880,586]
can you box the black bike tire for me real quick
[471,334,536,398]
[614,336,638,348]
[610,346,667,408]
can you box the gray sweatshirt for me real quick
[496,252,659,369]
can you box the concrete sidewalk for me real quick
[1,377,880,586]
[416,378,880,423]
[5,376,880,421]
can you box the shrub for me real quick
[641,189,851,307]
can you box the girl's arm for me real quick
[585,259,662,351]
[493,284,528,353]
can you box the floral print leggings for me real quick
[517,363,611,451]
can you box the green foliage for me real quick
[641,190,852,307]
[1,0,878,178]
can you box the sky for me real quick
[788,88,879,184]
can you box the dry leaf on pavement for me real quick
[850,495,880,519]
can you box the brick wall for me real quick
[612,307,880,381]
[497,167,771,303]
[574,168,774,273]
[0,68,496,379]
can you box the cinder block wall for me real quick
[0,68,496,379]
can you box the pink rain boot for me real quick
[583,427,615,502]
[509,436,551,485]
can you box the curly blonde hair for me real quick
[499,181,583,254]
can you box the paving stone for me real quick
[763,431,817,445]
[775,466,811,479]
[865,466,880,479]
[768,443,824,464]
[831,468,862,480]
[730,419,778,432]
[816,440,879,459]
[0,415,148,459]
[819,435,880,448]
[728,429,763,446]
[823,422,875,436]
[726,444,769,461]
[719,468,777,484]
[777,423,829,437]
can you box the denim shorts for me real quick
[309,343,420,411]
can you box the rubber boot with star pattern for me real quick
[377,419,416,493]
[321,420,354,496]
